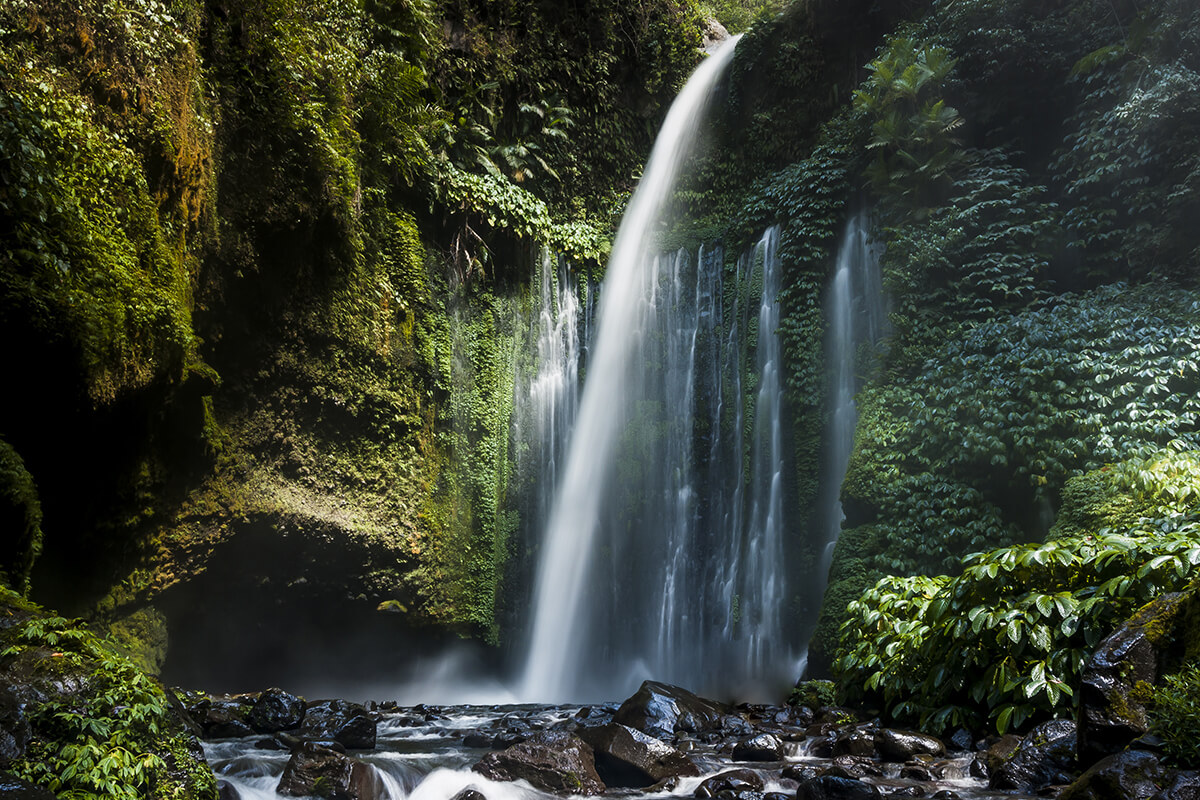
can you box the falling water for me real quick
[518,33,803,701]
[817,212,885,580]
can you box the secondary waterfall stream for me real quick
[518,35,798,702]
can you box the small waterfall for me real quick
[817,212,885,580]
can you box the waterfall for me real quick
[517,33,802,701]
[817,212,885,581]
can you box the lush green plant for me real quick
[2,604,216,799]
[0,439,42,595]
[789,679,837,709]
[836,512,1200,735]
[1150,662,1200,766]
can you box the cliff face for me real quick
[0,0,706,677]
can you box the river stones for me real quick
[277,741,375,799]
[472,730,605,795]
[302,699,377,750]
[613,681,728,741]
[795,775,881,799]
[0,688,29,765]
[874,729,946,762]
[732,732,784,762]
[577,722,698,787]
[694,768,764,798]
[989,719,1077,793]
[1058,750,1169,800]
[249,687,305,732]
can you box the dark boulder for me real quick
[613,681,728,740]
[0,689,29,765]
[832,726,875,758]
[1152,770,1200,800]
[0,773,58,799]
[200,698,255,739]
[1078,592,1191,768]
[1059,750,1168,800]
[277,741,375,799]
[874,729,945,762]
[451,790,488,800]
[577,722,698,787]
[733,733,785,762]
[472,731,604,795]
[796,775,882,799]
[782,763,821,783]
[694,768,764,798]
[825,755,882,779]
[302,699,377,750]
[249,688,305,733]
[462,732,492,749]
[989,719,1077,793]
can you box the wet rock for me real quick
[217,780,239,800]
[796,775,882,799]
[1078,592,1190,768]
[899,764,933,782]
[875,730,945,762]
[1058,750,1167,800]
[302,699,377,750]
[0,773,58,799]
[826,755,882,779]
[889,787,925,797]
[0,688,29,765]
[577,722,698,787]
[930,792,960,800]
[492,730,528,748]
[983,734,1023,773]
[249,688,305,733]
[201,698,255,739]
[764,793,791,800]
[450,790,487,800]
[277,741,374,799]
[947,729,973,752]
[733,733,784,762]
[1152,770,1200,800]
[832,726,875,758]
[782,763,821,783]
[989,720,1077,793]
[253,736,288,751]
[721,716,756,737]
[614,681,728,741]
[968,757,988,780]
[462,732,492,748]
[694,768,764,798]
[472,731,604,795]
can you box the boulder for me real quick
[249,688,305,733]
[874,729,945,762]
[1078,592,1190,768]
[694,768,764,798]
[732,733,785,762]
[1153,770,1200,800]
[472,731,604,795]
[0,689,29,765]
[450,790,487,800]
[1059,750,1168,800]
[796,775,882,799]
[826,755,882,779]
[200,697,255,739]
[302,699,377,750]
[832,726,875,758]
[277,741,375,799]
[577,722,698,787]
[613,681,728,741]
[989,719,1077,793]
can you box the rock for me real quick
[451,790,487,800]
[217,780,239,800]
[577,722,698,787]
[900,764,934,781]
[827,755,882,779]
[764,793,791,800]
[0,773,58,799]
[472,731,604,795]
[1078,592,1191,768]
[694,768,764,798]
[613,681,728,741]
[1058,750,1167,800]
[796,775,882,799]
[889,787,925,797]
[301,699,377,750]
[875,729,945,762]
[989,719,1077,793]
[947,729,973,752]
[0,689,29,765]
[733,733,785,762]
[201,698,255,739]
[277,741,374,799]
[969,757,988,780]
[930,792,960,800]
[249,688,305,733]
[983,734,1023,773]
[782,763,821,783]
[462,732,492,748]
[1152,770,1200,800]
[492,730,528,748]
[832,726,875,758]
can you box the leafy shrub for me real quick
[1150,663,1200,766]
[836,512,1200,735]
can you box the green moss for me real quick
[0,439,42,596]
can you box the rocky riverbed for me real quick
[179,680,1200,800]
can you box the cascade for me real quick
[816,212,885,582]
[518,35,799,702]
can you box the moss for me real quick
[0,439,42,596]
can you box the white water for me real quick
[518,36,742,702]
[816,212,885,581]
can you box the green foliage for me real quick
[1150,662,1200,766]
[789,679,837,709]
[1,595,216,799]
[837,514,1200,734]
[0,438,42,595]
[855,36,966,218]
[697,0,788,34]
